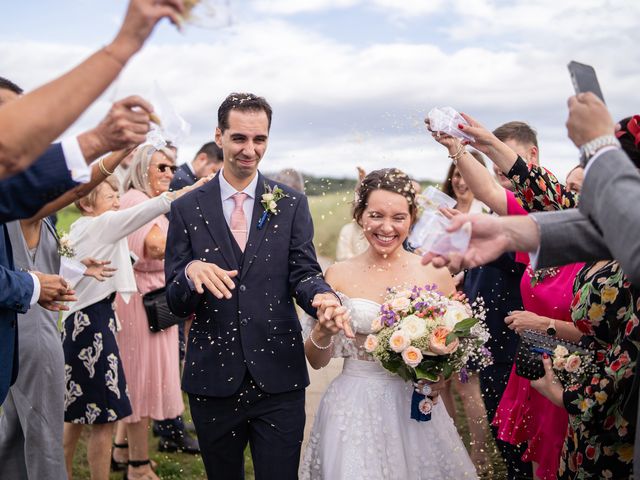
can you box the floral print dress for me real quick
[508,157,639,480]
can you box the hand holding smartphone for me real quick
[568,60,605,103]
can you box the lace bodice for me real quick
[301,295,381,360]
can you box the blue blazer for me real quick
[0,143,77,404]
[165,172,332,397]
[0,143,78,223]
[169,163,196,191]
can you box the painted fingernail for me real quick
[458,123,464,129]
[542,353,549,359]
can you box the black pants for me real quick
[480,363,532,480]
[188,374,305,480]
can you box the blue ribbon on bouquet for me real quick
[257,211,269,230]
[410,391,432,422]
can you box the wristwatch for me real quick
[546,319,557,336]
[579,134,620,166]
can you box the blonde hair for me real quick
[75,176,120,214]
[123,144,174,196]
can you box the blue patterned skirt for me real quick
[62,295,132,424]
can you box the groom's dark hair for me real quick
[218,92,273,132]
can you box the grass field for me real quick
[58,192,507,479]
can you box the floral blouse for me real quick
[507,156,639,479]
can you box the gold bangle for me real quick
[98,157,114,177]
[448,144,466,165]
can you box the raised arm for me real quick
[0,0,184,179]
[425,119,508,215]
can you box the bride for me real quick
[300,168,478,479]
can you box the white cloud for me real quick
[1,2,637,184]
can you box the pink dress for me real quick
[491,191,584,480]
[114,189,184,423]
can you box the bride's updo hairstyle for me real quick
[353,168,418,226]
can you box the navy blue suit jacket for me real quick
[0,143,77,404]
[169,163,196,191]
[165,172,332,397]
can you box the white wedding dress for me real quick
[300,297,478,480]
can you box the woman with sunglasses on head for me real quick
[61,145,205,480]
[112,144,187,480]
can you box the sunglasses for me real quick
[157,163,178,174]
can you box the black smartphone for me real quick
[568,61,605,103]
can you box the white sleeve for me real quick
[28,272,40,306]
[62,137,91,183]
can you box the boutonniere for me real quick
[257,183,288,229]
[57,233,76,258]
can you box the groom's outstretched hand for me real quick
[312,293,354,339]
[186,260,238,299]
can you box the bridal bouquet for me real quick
[364,284,491,421]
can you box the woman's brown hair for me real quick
[353,168,418,226]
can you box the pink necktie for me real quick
[230,192,248,251]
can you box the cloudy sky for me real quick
[2,0,638,182]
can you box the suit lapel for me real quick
[240,174,270,279]
[196,174,238,270]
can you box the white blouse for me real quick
[63,192,172,318]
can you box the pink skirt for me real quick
[492,364,568,480]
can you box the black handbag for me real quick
[142,287,187,333]
[515,329,592,380]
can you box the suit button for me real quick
[240,318,248,326]
[239,285,246,292]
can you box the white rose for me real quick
[399,315,427,340]
[441,303,469,330]
[554,345,569,358]
[370,316,383,333]
[553,356,567,370]
[269,200,278,212]
[390,297,411,313]
[397,289,413,299]
[364,334,379,353]
[262,193,275,203]
[388,330,410,353]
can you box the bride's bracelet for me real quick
[309,330,334,350]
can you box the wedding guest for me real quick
[427,117,584,480]
[0,0,184,180]
[114,145,187,480]
[300,168,477,479]
[565,165,584,193]
[61,161,202,480]
[520,115,640,480]
[170,141,223,191]
[272,168,305,193]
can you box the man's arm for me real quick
[578,148,640,285]
[531,209,612,269]
[288,195,334,317]
[0,0,183,179]
[0,265,32,314]
[0,144,77,223]
[165,201,201,317]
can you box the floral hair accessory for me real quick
[615,114,640,147]
[257,183,288,229]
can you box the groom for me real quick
[165,93,342,479]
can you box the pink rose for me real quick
[565,354,582,373]
[401,346,423,368]
[428,326,459,355]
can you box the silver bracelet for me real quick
[309,331,334,350]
